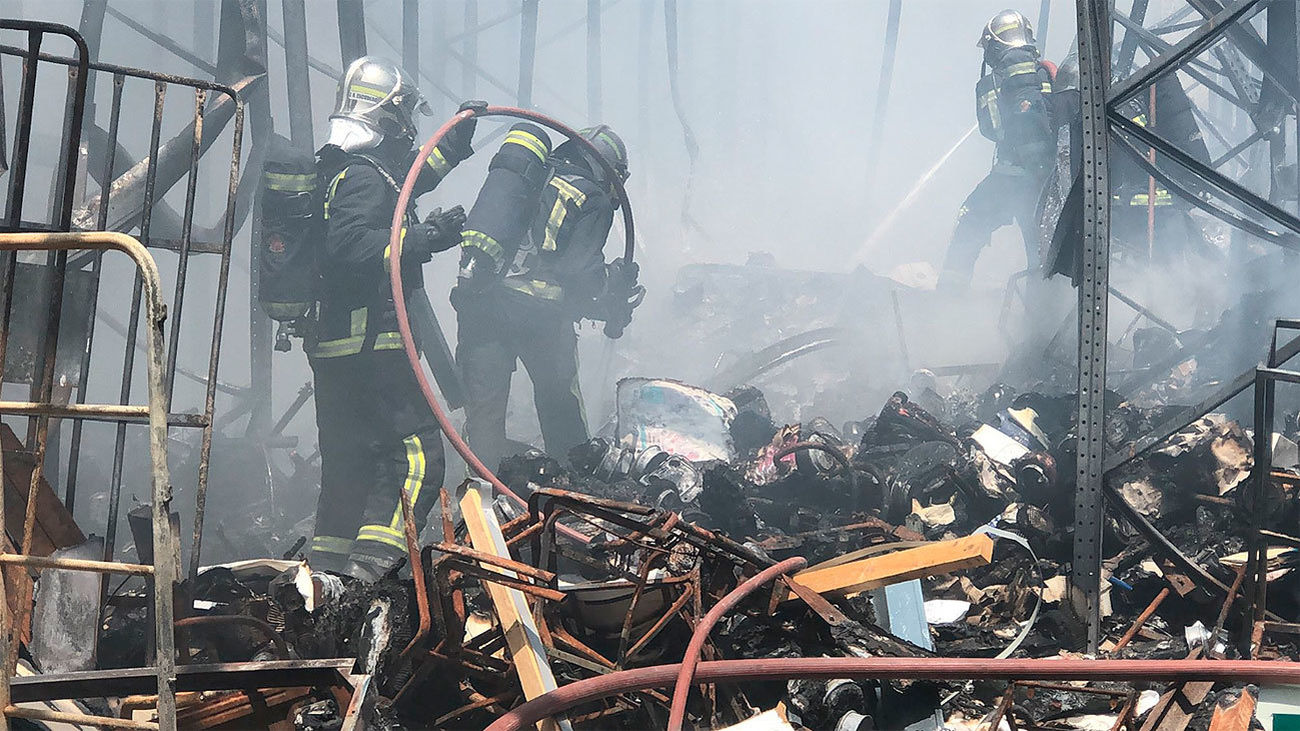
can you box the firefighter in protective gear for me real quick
[1110,75,1213,261]
[453,124,639,475]
[940,10,1056,288]
[308,56,478,581]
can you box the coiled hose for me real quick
[388,106,636,544]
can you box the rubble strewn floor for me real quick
[67,375,1292,729]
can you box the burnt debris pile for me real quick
[55,376,1297,729]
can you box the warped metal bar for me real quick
[0,230,182,730]
[102,6,218,77]
[1110,0,1263,104]
[188,102,246,581]
[65,72,125,513]
[1104,334,1300,474]
[1111,112,1300,238]
[1115,0,1150,79]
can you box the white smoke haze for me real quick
[5,0,1296,560]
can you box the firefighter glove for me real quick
[442,100,486,164]
[599,258,645,339]
[405,205,466,261]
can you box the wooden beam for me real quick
[784,534,994,601]
[460,482,572,731]
[1208,685,1258,731]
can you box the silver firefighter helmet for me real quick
[978,10,1036,50]
[325,56,431,152]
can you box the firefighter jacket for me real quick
[975,45,1056,176]
[310,142,462,359]
[459,154,616,318]
[505,159,616,316]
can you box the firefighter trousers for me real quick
[940,169,1046,289]
[308,348,445,573]
[455,291,588,474]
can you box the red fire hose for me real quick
[486,656,1300,731]
[667,556,807,731]
[390,107,636,545]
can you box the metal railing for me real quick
[0,231,177,731]
[0,19,244,585]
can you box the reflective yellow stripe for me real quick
[992,20,1020,33]
[348,82,390,101]
[503,278,564,300]
[356,525,407,552]
[543,177,587,251]
[461,229,504,263]
[374,332,405,350]
[264,172,316,192]
[389,435,426,531]
[310,307,368,358]
[426,147,452,176]
[1129,190,1173,206]
[383,229,409,273]
[311,535,353,556]
[981,90,1001,129]
[1041,82,1053,93]
[323,169,348,220]
[504,129,549,163]
[1006,61,1039,77]
[264,302,311,319]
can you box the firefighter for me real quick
[940,10,1056,288]
[452,125,641,475]
[308,56,477,581]
[1110,74,1213,262]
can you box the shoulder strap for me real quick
[349,153,402,193]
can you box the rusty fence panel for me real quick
[0,22,245,586]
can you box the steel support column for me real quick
[282,0,313,149]
[1071,0,1112,654]
[865,0,901,203]
[587,0,602,120]
[463,0,478,97]
[519,0,539,108]
[402,0,419,82]
[337,0,366,67]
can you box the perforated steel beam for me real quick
[1071,0,1112,654]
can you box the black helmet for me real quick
[978,10,1036,50]
[558,125,629,183]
